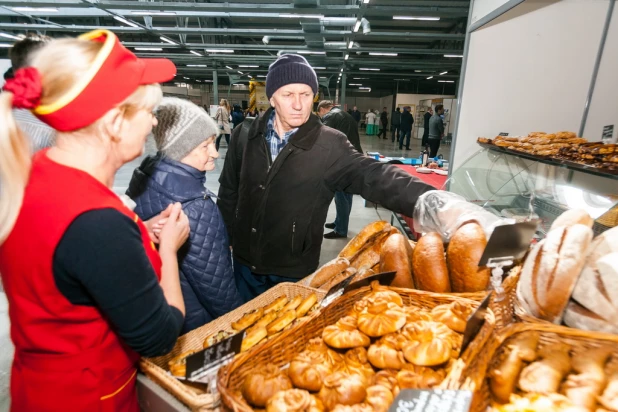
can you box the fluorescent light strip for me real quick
[160,36,178,45]
[363,0,370,3]
[444,54,463,58]
[297,50,326,55]
[319,77,327,79]
[354,20,361,32]
[438,80,455,83]
[196,80,201,82]
[12,7,57,12]
[439,71,448,75]
[313,67,326,70]
[0,44,12,48]
[394,79,410,81]
[238,71,244,74]
[340,68,344,72]
[113,16,140,28]
[368,52,397,56]
[0,32,22,40]
[225,66,234,70]
[132,11,176,16]
[190,50,203,56]
[426,76,433,79]
[279,13,324,19]
[393,16,440,21]
[348,41,354,49]
[183,77,190,79]
[414,70,422,73]
[353,77,368,80]
[344,54,349,60]
[239,65,259,68]
[206,49,234,53]
[359,68,379,71]
[349,83,362,86]
[258,75,266,78]
[187,64,207,67]
[135,47,163,51]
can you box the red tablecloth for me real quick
[394,165,448,238]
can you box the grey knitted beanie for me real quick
[152,97,220,161]
[266,54,318,99]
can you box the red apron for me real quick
[0,150,162,411]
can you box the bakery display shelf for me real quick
[140,283,325,412]
[477,142,618,180]
[218,284,496,411]
[459,323,618,412]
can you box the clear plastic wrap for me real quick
[412,190,513,241]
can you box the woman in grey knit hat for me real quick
[127,97,243,333]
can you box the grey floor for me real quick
[114,127,450,267]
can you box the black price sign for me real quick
[460,292,492,356]
[345,271,397,293]
[478,221,539,266]
[388,389,473,412]
[184,331,244,381]
[498,132,509,136]
[602,125,614,140]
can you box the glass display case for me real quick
[447,146,618,238]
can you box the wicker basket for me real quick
[140,283,325,411]
[217,285,497,412]
[458,322,618,412]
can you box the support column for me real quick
[340,73,347,109]
[213,68,219,106]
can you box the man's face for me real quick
[353,106,357,111]
[270,83,314,130]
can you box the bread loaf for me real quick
[379,233,415,288]
[518,343,571,394]
[412,232,451,293]
[350,232,387,270]
[549,209,594,231]
[447,223,490,292]
[309,257,350,288]
[563,300,618,334]
[339,221,390,260]
[321,267,357,291]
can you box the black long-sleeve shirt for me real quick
[53,208,184,358]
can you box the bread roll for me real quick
[305,338,346,367]
[264,296,290,314]
[403,305,432,324]
[372,369,400,397]
[241,326,268,352]
[364,281,404,307]
[447,223,490,293]
[379,233,415,288]
[309,258,351,288]
[344,347,375,385]
[282,295,303,313]
[232,308,264,331]
[318,372,367,411]
[367,334,406,370]
[267,310,297,335]
[431,301,474,333]
[289,351,334,392]
[357,301,406,337]
[599,373,618,411]
[399,322,452,367]
[365,385,393,412]
[339,221,390,260]
[412,232,451,293]
[397,365,445,389]
[266,389,324,412]
[518,343,571,394]
[322,316,371,349]
[330,404,373,412]
[550,209,594,231]
[296,293,319,318]
[562,346,612,410]
[242,364,293,407]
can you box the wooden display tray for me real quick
[140,283,325,411]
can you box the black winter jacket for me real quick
[321,107,363,153]
[217,108,435,278]
[127,155,243,333]
[391,111,401,126]
[401,111,414,131]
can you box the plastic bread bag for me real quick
[412,190,513,241]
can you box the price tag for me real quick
[345,271,397,293]
[602,125,614,142]
[459,292,492,356]
[498,132,509,136]
[321,275,355,307]
[388,389,473,412]
[478,221,539,266]
[184,331,244,383]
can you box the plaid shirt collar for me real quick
[264,110,299,162]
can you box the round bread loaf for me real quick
[412,232,451,293]
[446,222,490,293]
[379,233,415,288]
[550,209,594,231]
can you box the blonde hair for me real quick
[219,99,231,114]
[0,36,162,244]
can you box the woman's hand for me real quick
[158,202,189,255]
[144,204,173,243]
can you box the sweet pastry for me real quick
[412,232,451,293]
[296,293,319,318]
[518,343,571,394]
[365,385,394,412]
[372,369,400,398]
[599,373,618,411]
[492,393,587,412]
[367,334,406,370]
[363,281,404,307]
[267,310,297,335]
[318,372,367,411]
[254,310,279,329]
[305,338,346,367]
[168,350,197,378]
[232,308,264,331]
[431,301,473,333]
[322,316,371,349]
[339,221,390,261]
[344,347,375,385]
[266,389,324,412]
[282,295,304,313]
[489,331,540,403]
[330,405,373,412]
[203,330,233,348]
[309,257,351,288]
[446,222,490,293]
[289,351,336,392]
[397,365,445,389]
[562,346,612,410]
[241,326,268,352]
[399,322,453,366]
[379,233,415,288]
[242,364,293,407]
[403,305,432,324]
[357,301,406,337]
[264,296,290,314]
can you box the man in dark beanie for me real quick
[218,54,434,301]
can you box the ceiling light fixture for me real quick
[297,50,326,55]
[239,65,259,68]
[313,67,326,70]
[414,70,422,72]
[258,75,266,78]
[319,76,327,79]
[0,32,22,40]
[135,47,163,51]
[348,41,354,49]
[368,52,397,56]
[279,13,324,19]
[113,16,140,28]
[190,50,203,56]
[183,77,190,79]
[393,16,440,21]
[363,0,370,4]
[160,36,178,45]
[206,49,234,53]
[394,79,410,81]
[426,76,433,79]
[187,64,207,67]
[349,83,362,86]
[354,20,361,32]
[353,77,368,80]
[238,71,244,74]
[359,68,379,71]
[439,71,448,75]
[444,54,463,58]
[438,80,455,83]
[344,54,349,60]
[340,68,344,72]
[359,87,371,89]
[132,11,176,16]
[0,43,12,48]
[196,80,201,82]
[12,7,58,12]
[226,66,234,70]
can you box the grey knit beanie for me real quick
[266,54,318,99]
[152,97,220,161]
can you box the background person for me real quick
[428,104,445,158]
[231,103,245,129]
[422,106,433,148]
[399,106,414,150]
[214,98,231,150]
[365,109,376,135]
[0,30,187,410]
[317,100,363,240]
[378,107,388,139]
[350,105,361,124]
[391,107,401,143]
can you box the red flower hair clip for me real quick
[2,67,42,110]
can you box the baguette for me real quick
[321,267,358,291]
[309,257,351,288]
[446,222,490,292]
[379,233,414,288]
[339,221,391,260]
[350,235,385,270]
[549,209,594,231]
[412,232,451,293]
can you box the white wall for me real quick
[395,94,455,114]
[0,59,11,88]
[452,0,610,169]
[471,0,514,26]
[583,5,618,143]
